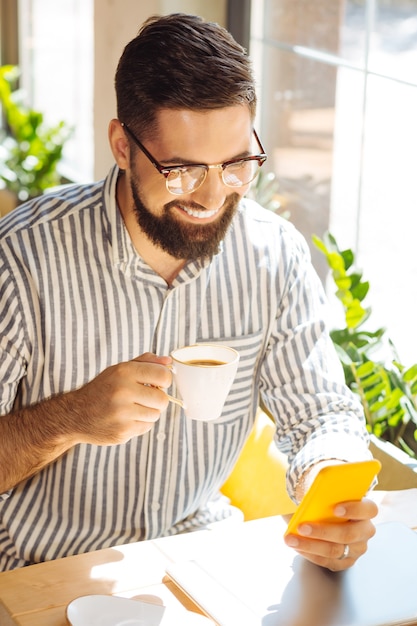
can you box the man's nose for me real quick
[191,167,227,211]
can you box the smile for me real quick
[180,205,220,219]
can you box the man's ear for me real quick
[108,119,130,169]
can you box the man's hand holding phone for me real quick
[284,459,381,571]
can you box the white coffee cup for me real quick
[170,344,240,421]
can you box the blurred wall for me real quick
[93,0,227,179]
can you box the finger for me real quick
[135,383,170,412]
[287,534,365,561]
[333,497,379,521]
[119,402,165,439]
[285,534,367,571]
[129,359,173,390]
[100,370,169,412]
[132,353,173,367]
[296,519,376,545]
[296,544,362,571]
[117,410,161,441]
[83,402,163,445]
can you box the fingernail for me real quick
[297,524,312,536]
[285,535,299,547]
[334,505,347,517]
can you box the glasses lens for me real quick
[222,159,261,187]
[166,166,207,195]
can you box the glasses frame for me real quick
[121,122,267,195]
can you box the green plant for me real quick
[0,65,71,202]
[313,232,417,457]
[248,169,290,219]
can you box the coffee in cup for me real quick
[170,344,239,421]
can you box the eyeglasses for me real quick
[121,122,267,196]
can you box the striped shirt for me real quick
[0,165,369,570]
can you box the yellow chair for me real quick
[221,409,297,520]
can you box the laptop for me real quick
[165,520,417,626]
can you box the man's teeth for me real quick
[182,206,219,218]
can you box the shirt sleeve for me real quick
[0,252,30,499]
[0,252,29,416]
[259,225,371,502]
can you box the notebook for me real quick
[165,521,417,626]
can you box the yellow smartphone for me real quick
[285,459,381,536]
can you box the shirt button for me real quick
[157,432,166,441]
[152,502,160,512]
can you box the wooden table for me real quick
[2,504,417,626]
[0,517,233,626]
[0,515,283,626]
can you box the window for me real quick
[18,0,93,182]
[251,0,417,365]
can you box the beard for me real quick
[129,173,240,261]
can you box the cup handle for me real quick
[165,392,184,408]
[165,364,183,407]
[144,381,184,409]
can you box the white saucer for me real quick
[66,594,213,626]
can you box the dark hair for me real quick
[115,13,257,138]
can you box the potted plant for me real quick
[0,64,71,213]
[248,168,417,491]
[313,232,417,487]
